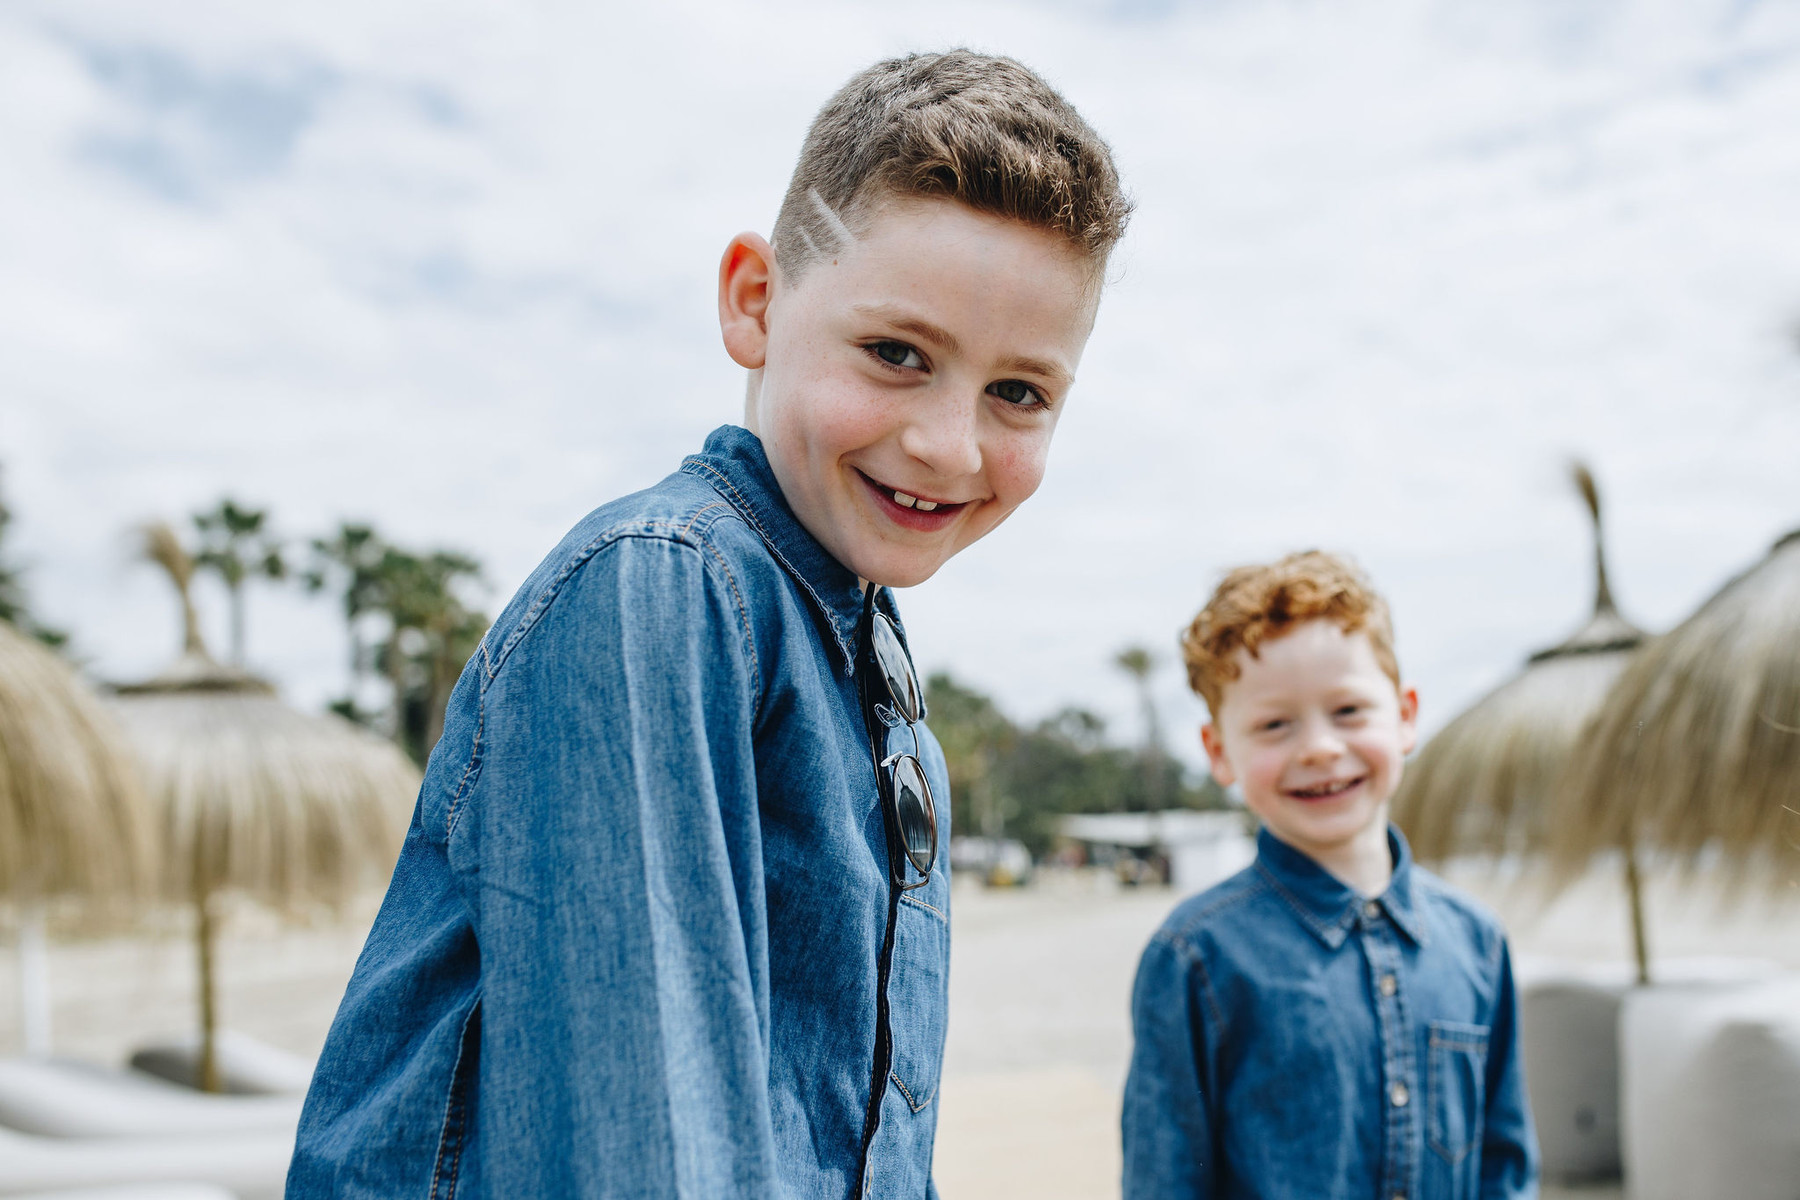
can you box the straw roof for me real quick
[0,620,149,909]
[111,522,420,913]
[1555,528,1800,884]
[1393,464,1646,862]
[109,664,419,914]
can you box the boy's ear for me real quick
[1397,685,1421,756]
[1200,722,1235,787]
[719,232,776,370]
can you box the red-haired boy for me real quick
[1123,551,1539,1199]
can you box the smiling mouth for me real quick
[1286,776,1366,802]
[857,471,969,528]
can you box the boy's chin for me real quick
[853,557,944,590]
[836,533,966,591]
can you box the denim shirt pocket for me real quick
[1427,1020,1490,1164]
[887,891,950,1113]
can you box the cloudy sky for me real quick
[4,0,1798,765]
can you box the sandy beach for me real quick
[4,859,1795,1198]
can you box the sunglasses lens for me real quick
[890,753,937,876]
[869,613,923,724]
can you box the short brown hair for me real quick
[772,50,1132,282]
[1181,551,1401,718]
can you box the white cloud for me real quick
[3,0,1798,764]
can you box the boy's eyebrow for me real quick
[852,303,1075,387]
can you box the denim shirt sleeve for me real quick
[1478,940,1538,1199]
[1122,932,1217,1200]
[451,531,776,1195]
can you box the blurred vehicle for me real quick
[949,836,1033,887]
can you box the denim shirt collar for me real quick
[680,424,870,675]
[1254,823,1428,950]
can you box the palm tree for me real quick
[191,499,286,667]
[305,523,388,718]
[1114,646,1169,814]
[372,547,486,763]
[308,525,487,762]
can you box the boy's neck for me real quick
[1282,815,1394,899]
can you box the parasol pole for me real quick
[1622,836,1651,986]
[194,866,222,1093]
[17,903,51,1056]
[1580,461,1653,983]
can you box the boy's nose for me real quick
[896,389,983,479]
[1295,721,1346,764]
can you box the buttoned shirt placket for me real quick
[1359,898,1417,1200]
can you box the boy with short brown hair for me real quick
[291,50,1128,1199]
[1123,551,1538,1199]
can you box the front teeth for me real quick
[891,490,940,512]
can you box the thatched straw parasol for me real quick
[1392,464,1656,978]
[0,620,150,1054]
[110,524,419,1090]
[1555,525,1800,911]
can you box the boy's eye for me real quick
[987,379,1045,407]
[869,341,925,370]
[1258,718,1287,733]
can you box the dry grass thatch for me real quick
[1392,462,1646,863]
[103,519,423,1089]
[0,619,150,911]
[117,521,421,914]
[1394,643,1638,861]
[1555,528,1800,887]
[107,681,420,915]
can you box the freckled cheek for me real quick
[771,379,892,470]
[984,432,1053,506]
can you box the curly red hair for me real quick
[1181,550,1400,718]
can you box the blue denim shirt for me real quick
[1122,826,1537,1200]
[288,425,952,1199]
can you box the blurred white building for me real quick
[1058,811,1256,895]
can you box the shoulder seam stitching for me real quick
[484,520,724,681]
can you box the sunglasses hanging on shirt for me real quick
[855,584,938,889]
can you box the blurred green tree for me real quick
[306,523,487,764]
[373,547,486,764]
[924,673,1016,843]
[1114,645,1175,814]
[305,523,388,724]
[191,499,286,667]
[0,466,67,649]
[924,672,1229,859]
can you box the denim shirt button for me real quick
[1389,1081,1410,1108]
[1363,900,1382,920]
[1378,974,1398,996]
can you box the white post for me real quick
[18,905,51,1057]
